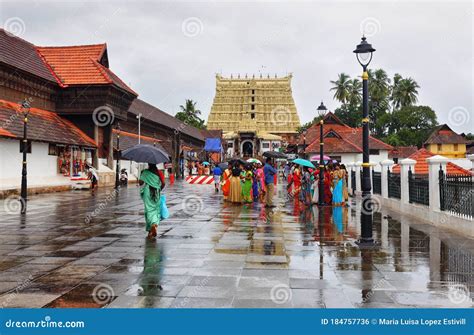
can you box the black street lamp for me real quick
[115,122,121,189]
[354,36,376,247]
[302,129,307,159]
[20,99,31,214]
[317,101,327,207]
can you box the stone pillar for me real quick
[93,125,99,168]
[355,161,362,194]
[427,155,449,212]
[106,125,114,169]
[401,220,410,261]
[380,159,394,199]
[399,158,416,204]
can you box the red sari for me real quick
[292,168,302,197]
[221,169,231,200]
[323,170,332,205]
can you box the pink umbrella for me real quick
[310,154,331,162]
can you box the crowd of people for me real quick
[213,158,278,208]
[286,162,349,207]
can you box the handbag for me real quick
[160,194,170,220]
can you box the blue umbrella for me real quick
[122,144,170,164]
[202,161,210,166]
[292,158,315,169]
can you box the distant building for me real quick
[301,112,393,169]
[389,146,418,164]
[424,124,468,158]
[206,74,300,157]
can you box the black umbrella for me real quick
[263,151,287,159]
[122,144,170,164]
[227,158,246,165]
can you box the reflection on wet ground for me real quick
[0,180,472,308]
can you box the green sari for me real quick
[241,171,253,203]
[140,169,162,232]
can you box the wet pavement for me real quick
[0,179,473,308]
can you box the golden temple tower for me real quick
[207,73,300,157]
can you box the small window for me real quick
[252,89,255,95]
[251,97,255,102]
[262,142,270,149]
[227,143,234,148]
[48,143,57,156]
[369,149,380,155]
[19,140,32,154]
[437,144,442,152]
[454,143,458,151]
[251,105,255,110]
[251,113,255,119]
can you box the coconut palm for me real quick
[175,99,205,128]
[391,76,419,109]
[347,78,362,107]
[369,69,391,103]
[330,73,351,108]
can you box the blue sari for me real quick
[332,172,343,205]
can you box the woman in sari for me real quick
[221,164,232,201]
[256,164,265,201]
[332,164,344,206]
[341,164,349,203]
[241,164,253,203]
[139,164,163,239]
[251,164,259,202]
[311,169,320,204]
[323,167,333,205]
[292,166,302,198]
[229,164,242,203]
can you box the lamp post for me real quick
[317,101,327,207]
[136,113,142,144]
[354,36,376,247]
[115,122,121,189]
[20,99,31,214]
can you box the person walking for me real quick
[332,164,344,206]
[221,163,232,200]
[212,164,222,193]
[241,164,253,203]
[139,164,164,239]
[264,158,277,208]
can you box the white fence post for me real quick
[427,155,449,212]
[400,158,416,204]
[380,159,394,199]
[355,161,362,195]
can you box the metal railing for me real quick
[351,170,356,193]
[408,168,429,206]
[440,169,474,219]
[387,168,401,199]
[372,170,381,194]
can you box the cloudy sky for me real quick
[1,0,473,134]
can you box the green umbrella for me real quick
[246,158,261,164]
[292,158,315,169]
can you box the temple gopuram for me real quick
[206,74,300,157]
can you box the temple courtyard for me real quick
[0,180,472,308]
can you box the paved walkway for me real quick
[0,180,472,308]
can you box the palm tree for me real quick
[347,78,362,107]
[330,73,351,108]
[391,76,419,109]
[369,69,391,103]
[176,99,204,128]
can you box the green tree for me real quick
[330,73,351,109]
[383,105,438,147]
[391,75,419,109]
[368,69,391,137]
[175,99,205,129]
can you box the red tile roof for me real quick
[424,124,468,144]
[0,99,96,147]
[0,29,57,83]
[389,146,419,159]
[392,148,471,175]
[303,112,393,153]
[36,44,137,95]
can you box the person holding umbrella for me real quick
[139,164,164,239]
[263,157,278,208]
[122,144,169,239]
